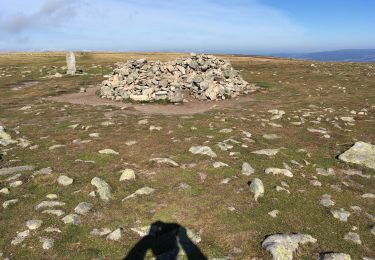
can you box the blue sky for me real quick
[0,0,374,53]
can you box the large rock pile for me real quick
[99,54,257,102]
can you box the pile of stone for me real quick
[99,53,257,102]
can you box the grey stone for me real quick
[39,237,54,250]
[249,178,264,201]
[242,162,255,176]
[330,208,350,222]
[344,232,361,244]
[338,142,375,170]
[26,219,43,230]
[62,214,81,225]
[252,149,280,156]
[119,169,136,181]
[66,52,76,75]
[74,202,93,215]
[11,230,30,245]
[262,233,317,260]
[189,146,217,158]
[123,187,154,201]
[319,253,351,260]
[35,200,66,210]
[265,168,293,177]
[0,165,34,176]
[150,158,179,167]
[57,175,73,186]
[91,177,112,202]
[3,199,19,208]
[107,228,122,241]
[91,228,112,236]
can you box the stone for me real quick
[320,194,335,207]
[268,210,280,218]
[119,169,136,181]
[123,187,154,201]
[338,142,375,170]
[149,158,179,167]
[74,202,93,215]
[9,180,22,188]
[330,208,350,222]
[252,149,280,156]
[263,134,280,140]
[319,253,351,260]
[362,193,375,199]
[0,125,17,146]
[316,168,335,176]
[91,228,112,236]
[11,230,30,245]
[62,214,81,225]
[26,219,43,230]
[33,167,53,175]
[44,227,62,233]
[242,162,255,176]
[107,228,122,241]
[262,233,317,260]
[371,226,375,236]
[48,144,66,150]
[46,194,58,199]
[265,168,293,177]
[189,146,217,158]
[213,161,229,168]
[0,187,10,194]
[35,200,65,210]
[66,51,76,75]
[57,175,73,186]
[0,165,34,176]
[249,178,264,201]
[91,177,112,202]
[98,149,119,155]
[39,237,54,250]
[344,232,361,245]
[2,199,19,208]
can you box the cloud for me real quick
[0,0,79,34]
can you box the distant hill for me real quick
[271,49,375,62]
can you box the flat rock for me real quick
[320,194,335,207]
[123,187,154,201]
[252,149,280,156]
[35,200,66,210]
[316,168,335,176]
[26,219,43,230]
[42,209,65,216]
[107,228,122,241]
[98,149,119,155]
[249,178,264,201]
[265,168,293,177]
[338,141,375,170]
[0,166,34,176]
[242,162,255,176]
[57,175,73,186]
[213,161,228,168]
[189,146,217,158]
[344,232,361,245]
[62,214,81,225]
[39,237,54,250]
[91,177,112,202]
[119,169,136,181]
[74,202,93,215]
[330,208,350,222]
[11,230,30,245]
[3,199,19,208]
[262,233,317,260]
[150,158,179,167]
[91,228,112,236]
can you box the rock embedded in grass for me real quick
[344,232,361,245]
[0,165,34,176]
[106,228,122,241]
[35,200,65,210]
[338,141,375,170]
[26,219,43,230]
[320,194,335,207]
[119,169,136,181]
[11,230,30,245]
[39,237,54,250]
[213,161,228,168]
[149,158,179,167]
[3,199,19,208]
[249,178,264,201]
[189,146,217,158]
[91,177,112,202]
[123,187,154,201]
[98,148,119,155]
[62,214,81,225]
[265,168,293,177]
[91,228,112,237]
[241,162,254,176]
[57,175,73,186]
[74,202,93,215]
[252,149,280,156]
[261,233,317,260]
[330,208,350,222]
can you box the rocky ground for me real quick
[0,52,374,259]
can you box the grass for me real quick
[0,52,374,259]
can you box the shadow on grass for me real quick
[124,221,207,260]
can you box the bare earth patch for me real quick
[10,81,40,91]
[48,87,255,115]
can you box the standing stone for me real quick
[66,52,76,75]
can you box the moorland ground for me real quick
[0,52,374,259]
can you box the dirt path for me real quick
[48,87,256,115]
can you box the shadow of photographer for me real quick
[124,221,207,260]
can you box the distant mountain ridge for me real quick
[271,49,375,62]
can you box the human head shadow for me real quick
[124,221,207,260]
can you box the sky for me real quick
[0,0,374,53]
